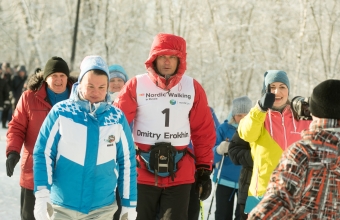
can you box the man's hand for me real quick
[6,152,20,177]
[195,168,212,201]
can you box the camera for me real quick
[291,96,312,120]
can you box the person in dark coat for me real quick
[11,65,28,109]
[1,62,13,128]
[0,73,10,124]
[228,130,253,220]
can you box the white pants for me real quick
[52,201,118,220]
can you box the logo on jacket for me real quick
[105,135,115,147]
[170,99,176,105]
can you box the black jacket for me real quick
[11,74,27,103]
[0,77,9,109]
[228,130,253,205]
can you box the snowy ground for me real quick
[0,127,21,219]
[0,127,221,220]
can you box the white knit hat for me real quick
[231,96,252,116]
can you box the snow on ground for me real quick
[0,127,21,219]
[0,127,222,220]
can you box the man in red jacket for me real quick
[114,33,216,220]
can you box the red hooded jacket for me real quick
[114,33,216,187]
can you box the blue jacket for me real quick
[188,107,220,152]
[33,84,137,214]
[213,120,241,188]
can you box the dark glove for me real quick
[195,168,212,201]
[6,152,20,177]
[258,85,275,111]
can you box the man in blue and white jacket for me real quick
[33,55,137,220]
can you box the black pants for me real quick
[136,183,191,220]
[1,105,10,127]
[188,182,200,220]
[215,184,240,220]
[239,204,248,220]
[21,187,35,220]
[113,189,122,220]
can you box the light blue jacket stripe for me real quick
[34,110,61,191]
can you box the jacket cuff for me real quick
[196,164,211,170]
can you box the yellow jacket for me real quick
[238,104,310,197]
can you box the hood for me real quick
[145,33,187,90]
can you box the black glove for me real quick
[195,168,212,201]
[6,152,20,177]
[258,84,275,111]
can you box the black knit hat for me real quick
[310,79,340,119]
[43,56,70,80]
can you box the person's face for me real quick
[155,55,179,76]
[45,72,68,94]
[6,67,11,73]
[233,113,247,124]
[109,77,125,93]
[269,82,289,108]
[79,71,108,104]
[18,71,25,78]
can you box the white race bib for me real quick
[133,74,194,146]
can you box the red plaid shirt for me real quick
[249,118,340,220]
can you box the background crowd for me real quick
[0,63,28,129]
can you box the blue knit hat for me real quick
[79,55,109,82]
[262,70,290,94]
[108,64,129,83]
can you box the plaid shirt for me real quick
[248,118,340,220]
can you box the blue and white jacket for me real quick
[33,84,137,214]
[213,120,241,189]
